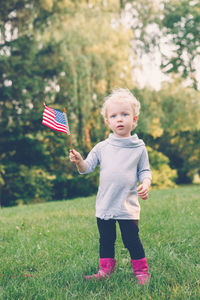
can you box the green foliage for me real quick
[125,0,200,89]
[157,130,200,184]
[53,167,99,200]
[0,0,135,206]
[0,164,5,187]
[134,83,200,184]
[17,166,55,205]
[161,0,200,89]
[0,0,200,206]
[1,164,55,207]
[159,82,200,132]
[147,147,177,188]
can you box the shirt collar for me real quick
[107,133,144,148]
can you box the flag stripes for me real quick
[42,103,70,135]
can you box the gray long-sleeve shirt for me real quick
[80,133,152,220]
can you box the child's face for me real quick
[105,102,138,138]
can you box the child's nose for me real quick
[117,115,123,121]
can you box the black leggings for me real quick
[97,218,145,260]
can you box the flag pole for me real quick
[68,135,73,151]
[63,108,73,151]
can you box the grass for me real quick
[0,185,199,300]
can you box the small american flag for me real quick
[42,102,70,135]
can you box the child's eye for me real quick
[111,114,116,118]
[122,113,128,117]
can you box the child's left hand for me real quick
[137,179,151,200]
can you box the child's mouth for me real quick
[117,125,124,129]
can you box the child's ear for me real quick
[133,116,138,122]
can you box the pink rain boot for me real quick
[84,258,116,280]
[131,257,149,285]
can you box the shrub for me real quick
[147,146,177,188]
[1,164,55,206]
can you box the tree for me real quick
[0,0,136,206]
[121,0,200,89]
[38,2,134,150]
[133,81,200,183]
[161,0,200,90]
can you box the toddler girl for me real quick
[69,88,152,285]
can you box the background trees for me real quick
[161,0,200,90]
[0,0,199,206]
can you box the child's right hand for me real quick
[69,149,83,164]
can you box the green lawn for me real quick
[0,185,199,299]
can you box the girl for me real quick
[69,88,152,285]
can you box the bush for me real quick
[147,146,177,188]
[1,164,55,206]
[54,168,99,200]
[0,147,177,207]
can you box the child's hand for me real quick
[69,149,87,173]
[69,149,83,164]
[137,179,151,200]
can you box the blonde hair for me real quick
[101,88,141,120]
